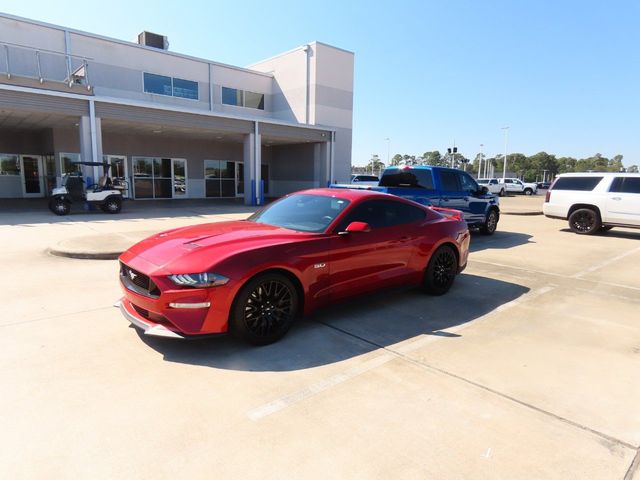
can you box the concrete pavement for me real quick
[2,199,640,479]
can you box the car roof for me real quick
[556,172,640,177]
[294,188,408,202]
[383,165,457,172]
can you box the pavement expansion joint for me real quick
[313,318,637,452]
[624,449,640,480]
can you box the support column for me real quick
[243,133,255,206]
[254,122,262,205]
[79,102,104,181]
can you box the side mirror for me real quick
[338,221,371,235]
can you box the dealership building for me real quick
[0,13,354,204]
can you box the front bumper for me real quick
[116,299,186,339]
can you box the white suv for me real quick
[543,173,640,234]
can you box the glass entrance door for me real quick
[20,155,45,198]
[104,155,129,198]
[171,159,187,198]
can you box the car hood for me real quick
[123,220,306,272]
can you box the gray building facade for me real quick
[0,13,354,205]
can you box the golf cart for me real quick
[48,161,127,216]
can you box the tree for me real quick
[390,154,403,166]
[421,151,443,166]
[365,155,385,175]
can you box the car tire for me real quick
[102,196,122,214]
[423,245,458,296]
[480,208,499,235]
[568,208,601,235]
[499,189,505,197]
[524,188,533,195]
[231,272,299,345]
[49,198,70,216]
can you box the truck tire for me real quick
[568,208,601,235]
[480,208,499,235]
[524,188,533,195]
[499,188,505,197]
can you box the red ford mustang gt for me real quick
[118,188,470,345]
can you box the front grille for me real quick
[120,262,160,298]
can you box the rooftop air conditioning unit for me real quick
[138,31,169,50]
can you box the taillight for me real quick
[545,190,551,202]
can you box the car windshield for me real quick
[248,193,351,233]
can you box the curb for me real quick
[501,211,543,216]
[48,248,122,260]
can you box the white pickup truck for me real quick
[477,178,505,196]
[499,178,538,195]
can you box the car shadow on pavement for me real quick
[469,230,533,252]
[559,228,640,240]
[136,273,529,372]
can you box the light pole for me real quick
[501,126,509,180]
[479,143,484,178]
[385,137,390,166]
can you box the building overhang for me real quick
[0,83,334,146]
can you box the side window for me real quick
[439,171,461,191]
[459,173,478,193]
[504,179,513,184]
[616,177,640,194]
[336,200,425,231]
[609,177,624,193]
[379,169,433,189]
[414,170,435,190]
[553,176,603,191]
[490,179,498,185]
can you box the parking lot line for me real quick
[571,245,640,279]
[248,284,560,422]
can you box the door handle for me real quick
[611,197,622,201]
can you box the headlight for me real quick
[168,273,229,288]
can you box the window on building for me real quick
[173,78,198,99]
[222,87,265,110]
[144,73,199,100]
[205,160,236,197]
[222,87,242,106]
[244,91,265,109]
[0,154,20,175]
[132,156,172,199]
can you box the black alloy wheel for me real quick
[568,208,600,235]
[481,209,499,235]
[232,273,299,345]
[423,245,458,295]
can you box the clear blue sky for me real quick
[2,0,638,166]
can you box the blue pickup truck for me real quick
[336,166,500,235]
